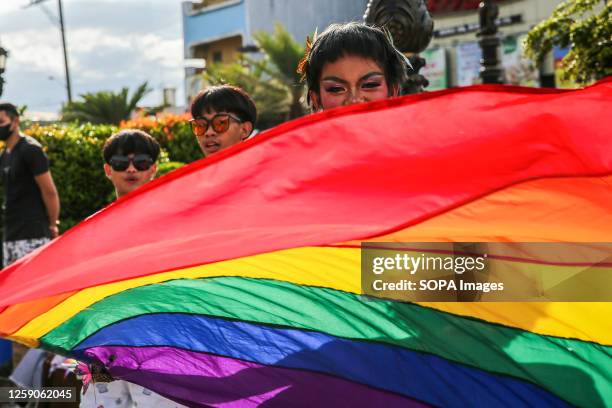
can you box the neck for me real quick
[6,132,22,151]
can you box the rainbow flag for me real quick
[1,79,611,407]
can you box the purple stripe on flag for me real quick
[85,345,429,408]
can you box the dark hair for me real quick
[190,85,257,129]
[103,129,160,164]
[300,22,408,104]
[0,103,20,120]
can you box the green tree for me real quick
[253,23,307,119]
[203,57,291,129]
[524,0,611,85]
[61,82,151,125]
[202,23,307,129]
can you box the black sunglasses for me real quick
[190,113,243,136]
[109,154,154,172]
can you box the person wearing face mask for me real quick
[189,85,257,157]
[0,103,60,267]
[0,102,60,383]
[297,22,408,111]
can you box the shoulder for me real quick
[19,136,46,156]
[20,135,44,151]
[18,136,48,164]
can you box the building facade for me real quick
[182,0,570,103]
[421,0,565,90]
[182,0,369,103]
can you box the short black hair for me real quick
[0,103,20,120]
[301,22,408,104]
[103,129,160,164]
[190,85,257,129]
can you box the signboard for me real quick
[455,42,482,86]
[428,0,506,13]
[501,35,539,87]
[421,47,448,91]
[434,14,522,38]
[455,35,539,87]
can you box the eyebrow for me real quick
[321,71,385,84]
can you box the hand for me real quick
[49,224,59,238]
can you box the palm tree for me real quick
[203,57,291,129]
[253,24,307,119]
[61,82,151,125]
[202,24,307,128]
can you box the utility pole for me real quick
[57,0,72,102]
[26,0,72,103]
[478,0,504,84]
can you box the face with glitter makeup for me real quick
[310,55,398,111]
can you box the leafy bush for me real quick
[157,161,186,177]
[120,113,202,164]
[0,122,186,235]
[24,123,118,231]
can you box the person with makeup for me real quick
[189,85,257,157]
[297,22,408,111]
[0,102,60,268]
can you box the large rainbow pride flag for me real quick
[0,79,611,407]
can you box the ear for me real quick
[240,122,253,140]
[150,163,158,180]
[103,163,112,179]
[309,91,322,111]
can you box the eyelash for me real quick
[325,86,345,94]
[362,81,382,89]
[324,82,382,94]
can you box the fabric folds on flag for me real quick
[1,79,611,407]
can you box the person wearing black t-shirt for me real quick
[0,102,60,267]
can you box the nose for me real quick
[344,89,366,106]
[204,123,217,138]
[125,162,138,173]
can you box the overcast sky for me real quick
[0,0,185,118]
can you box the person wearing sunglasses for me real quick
[102,129,160,198]
[189,85,257,157]
[79,128,186,407]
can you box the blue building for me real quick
[182,0,369,103]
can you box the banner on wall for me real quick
[455,42,482,86]
[421,48,448,91]
[501,35,539,87]
[455,35,539,87]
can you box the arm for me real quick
[34,171,60,238]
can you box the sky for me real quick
[0,0,186,118]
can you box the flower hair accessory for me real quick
[297,28,318,81]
